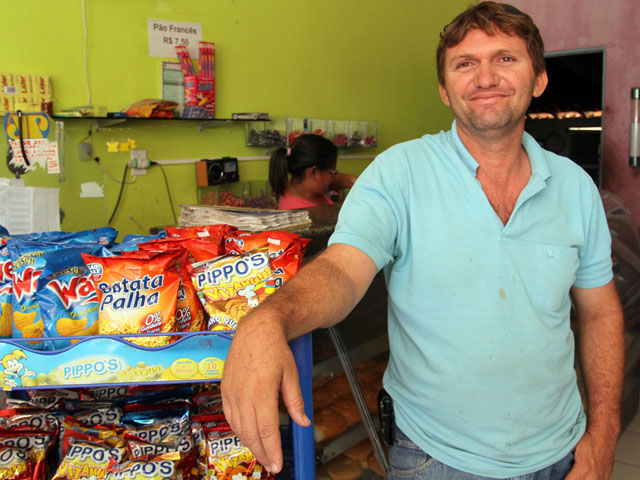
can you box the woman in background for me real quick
[269,134,357,210]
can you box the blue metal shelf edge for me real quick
[0,332,230,390]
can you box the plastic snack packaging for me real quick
[53,431,126,480]
[0,245,13,338]
[204,426,275,480]
[0,428,55,480]
[0,444,32,479]
[187,248,275,331]
[37,245,102,351]
[136,240,206,333]
[81,250,181,347]
[105,452,180,480]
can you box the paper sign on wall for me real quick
[148,18,202,59]
[8,138,59,173]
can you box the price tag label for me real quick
[148,18,202,59]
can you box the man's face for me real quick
[438,28,547,136]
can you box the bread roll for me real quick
[314,407,348,443]
[363,387,379,413]
[344,439,373,467]
[330,393,362,427]
[325,455,363,480]
[313,376,334,390]
[367,450,385,478]
[355,358,376,370]
[328,375,352,397]
[316,466,332,480]
[355,366,381,386]
[313,387,338,410]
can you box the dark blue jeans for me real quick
[389,427,575,480]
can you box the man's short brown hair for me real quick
[436,1,545,85]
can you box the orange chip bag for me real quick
[136,241,206,333]
[187,248,274,332]
[82,251,181,347]
[165,225,236,243]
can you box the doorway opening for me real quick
[525,48,605,186]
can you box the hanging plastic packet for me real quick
[193,390,222,415]
[37,245,102,351]
[53,433,126,480]
[82,250,181,347]
[61,417,126,453]
[121,406,191,449]
[0,428,54,480]
[187,248,276,331]
[105,452,180,480]
[25,389,80,409]
[117,385,193,408]
[0,444,32,479]
[204,427,274,480]
[190,413,228,475]
[0,409,58,434]
[81,386,129,402]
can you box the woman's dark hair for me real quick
[436,1,545,86]
[269,134,338,196]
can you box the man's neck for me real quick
[456,120,528,183]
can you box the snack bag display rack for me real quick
[0,331,317,479]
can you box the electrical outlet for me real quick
[131,168,147,176]
[129,149,149,168]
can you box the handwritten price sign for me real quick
[148,18,202,59]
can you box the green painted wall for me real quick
[0,0,464,238]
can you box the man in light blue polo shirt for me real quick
[221,2,624,479]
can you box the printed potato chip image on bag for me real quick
[187,248,276,332]
[82,251,181,347]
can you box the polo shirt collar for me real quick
[448,120,552,183]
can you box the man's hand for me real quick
[220,244,377,473]
[221,314,310,474]
[565,431,616,480]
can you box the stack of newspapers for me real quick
[178,204,312,232]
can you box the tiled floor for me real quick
[612,404,640,479]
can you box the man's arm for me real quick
[567,280,624,480]
[220,243,378,473]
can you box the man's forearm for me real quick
[241,244,378,340]
[574,282,625,444]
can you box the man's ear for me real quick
[533,70,548,98]
[439,82,451,107]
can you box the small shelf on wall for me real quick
[50,115,269,132]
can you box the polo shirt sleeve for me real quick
[574,182,613,289]
[328,149,405,271]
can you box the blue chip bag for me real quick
[0,245,12,338]
[38,245,103,351]
[8,241,100,349]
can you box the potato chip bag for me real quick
[187,248,275,331]
[204,428,274,480]
[165,225,236,244]
[53,433,126,480]
[105,453,180,480]
[7,241,97,348]
[0,429,54,480]
[136,241,206,333]
[0,445,32,479]
[82,251,181,347]
[223,230,310,287]
[37,245,102,351]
